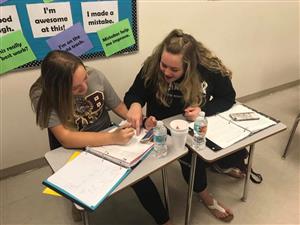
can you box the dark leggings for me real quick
[179,150,209,192]
[179,148,249,193]
[216,148,248,171]
[131,177,169,225]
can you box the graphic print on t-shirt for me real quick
[74,91,104,130]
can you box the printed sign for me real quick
[0,30,36,75]
[97,19,135,57]
[26,2,73,38]
[81,1,118,33]
[0,5,22,37]
[47,23,93,56]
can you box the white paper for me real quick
[26,2,73,38]
[189,104,277,148]
[190,115,251,148]
[218,104,277,133]
[87,128,153,167]
[0,5,22,37]
[81,1,119,33]
[46,152,128,208]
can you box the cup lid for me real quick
[170,119,189,131]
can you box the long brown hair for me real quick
[143,29,232,107]
[29,50,85,129]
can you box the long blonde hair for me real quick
[29,50,85,129]
[143,29,232,107]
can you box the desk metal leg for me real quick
[185,152,197,225]
[161,167,170,214]
[242,144,255,202]
[282,114,300,159]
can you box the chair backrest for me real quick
[47,128,62,150]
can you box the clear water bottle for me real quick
[153,121,168,158]
[192,111,208,150]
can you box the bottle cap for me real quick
[156,120,163,126]
[199,111,205,117]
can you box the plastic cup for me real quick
[169,119,189,151]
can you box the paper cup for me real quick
[170,119,189,151]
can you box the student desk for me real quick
[163,114,286,225]
[44,136,188,224]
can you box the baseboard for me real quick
[0,157,48,180]
[237,80,299,102]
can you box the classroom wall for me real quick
[0,1,299,169]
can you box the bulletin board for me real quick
[0,0,138,71]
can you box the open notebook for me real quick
[86,128,154,168]
[43,128,154,211]
[189,104,278,149]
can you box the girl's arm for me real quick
[124,70,148,134]
[112,102,128,120]
[50,124,135,149]
[202,73,236,116]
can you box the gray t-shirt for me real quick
[35,67,121,132]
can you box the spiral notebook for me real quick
[86,128,154,168]
[43,128,154,211]
[189,104,278,150]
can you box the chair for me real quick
[282,113,300,159]
[47,129,89,225]
[47,128,62,150]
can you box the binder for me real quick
[189,104,278,150]
[86,128,154,168]
[43,128,154,211]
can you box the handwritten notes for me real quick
[44,152,130,210]
[43,151,81,197]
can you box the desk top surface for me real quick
[45,136,188,195]
[163,114,286,162]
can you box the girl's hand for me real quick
[126,103,143,135]
[184,106,201,121]
[111,124,135,145]
[144,116,157,130]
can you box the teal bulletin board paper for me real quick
[0,0,137,69]
[97,18,135,57]
[0,30,36,74]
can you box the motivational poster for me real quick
[0,5,22,37]
[0,0,9,4]
[26,2,73,38]
[81,1,118,33]
[47,23,93,56]
[97,19,135,57]
[0,30,36,74]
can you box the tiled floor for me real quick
[1,85,299,225]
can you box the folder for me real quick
[189,104,278,150]
[43,128,153,211]
[43,152,130,211]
